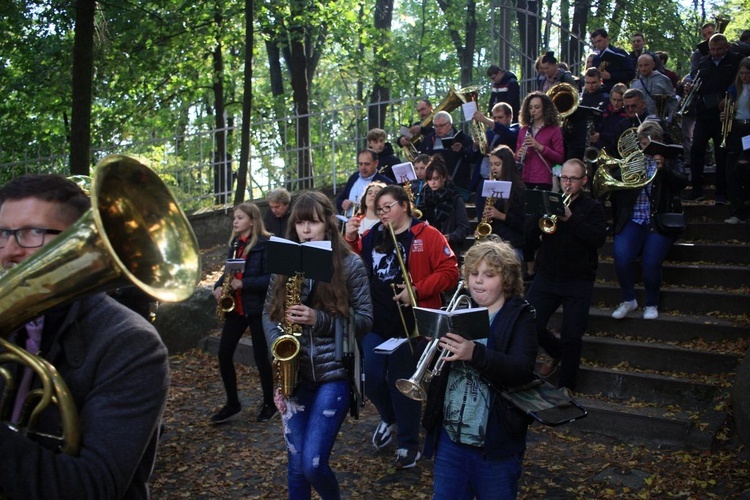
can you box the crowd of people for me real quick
[1,22,749,500]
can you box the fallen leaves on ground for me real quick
[151,349,750,499]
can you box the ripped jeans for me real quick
[283,379,349,500]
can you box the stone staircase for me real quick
[466,179,749,449]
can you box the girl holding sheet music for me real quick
[422,240,538,499]
[211,202,276,424]
[482,145,527,259]
[262,191,373,500]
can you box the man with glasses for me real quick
[336,149,393,217]
[0,174,169,498]
[524,159,607,396]
[418,111,475,201]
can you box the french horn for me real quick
[0,154,201,455]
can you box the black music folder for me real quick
[413,306,490,341]
[266,236,333,282]
[578,105,604,119]
[642,140,683,159]
[524,190,566,217]
[438,130,466,149]
[599,47,627,64]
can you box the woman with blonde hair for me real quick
[211,202,276,423]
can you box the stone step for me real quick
[581,336,741,374]
[570,365,723,411]
[550,306,748,344]
[566,396,726,449]
[596,261,750,289]
[591,283,750,316]
[600,241,750,265]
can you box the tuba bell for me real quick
[547,82,579,121]
[0,154,201,455]
[402,87,465,162]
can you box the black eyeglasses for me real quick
[560,175,584,182]
[375,201,399,215]
[0,228,63,249]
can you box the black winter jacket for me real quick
[422,297,538,460]
[262,253,373,384]
[214,236,271,316]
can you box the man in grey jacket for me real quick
[0,174,169,499]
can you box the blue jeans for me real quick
[433,428,523,499]
[362,332,421,450]
[613,220,675,307]
[525,273,594,390]
[284,379,349,500]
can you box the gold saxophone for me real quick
[271,272,304,398]
[474,173,499,240]
[216,240,240,320]
[0,154,201,455]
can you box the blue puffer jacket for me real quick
[214,236,271,317]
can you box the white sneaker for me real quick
[643,306,659,320]
[372,421,395,450]
[725,216,747,224]
[611,300,638,319]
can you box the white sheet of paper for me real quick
[742,134,750,151]
[481,180,512,198]
[462,101,478,122]
[392,162,416,183]
[374,337,408,354]
[400,125,413,139]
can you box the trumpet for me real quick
[395,285,473,401]
[721,92,735,149]
[539,191,572,234]
[677,75,702,116]
[217,239,240,320]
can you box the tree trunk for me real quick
[570,0,589,70]
[235,0,254,205]
[559,0,570,62]
[69,0,95,175]
[516,0,540,94]
[436,0,477,88]
[367,0,394,129]
[212,7,231,205]
[288,34,313,189]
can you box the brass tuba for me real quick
[547,82,579,121]
[402,88,465,162]
[0,154,201,455]
[715,14,731,34]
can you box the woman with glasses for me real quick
[344,185,458,470]
[609,121,688,321]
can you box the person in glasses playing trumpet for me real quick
[344,185,458,470]
[0,175,169,499]
[524,159,607,395]
[422,239,537,499]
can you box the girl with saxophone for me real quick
[344,185,458,470]
[422,240,537,499]
[262,191,372,500]
[481,146,526,261]
[211,202,275,423]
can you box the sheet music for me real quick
[462,101,478,122]
[480,180,512,198]
[392,162,416,183]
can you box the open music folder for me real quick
[266,236,333,282]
